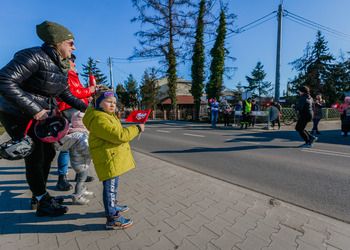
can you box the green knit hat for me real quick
[36,21,74,45]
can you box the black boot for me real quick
[75,174,95,183]
[31,195,64,210]
[56,175,72,191]
[36,193,68,217]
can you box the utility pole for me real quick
[274,4,283,100]
[108,57,114,90]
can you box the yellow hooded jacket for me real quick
[82,107,140,181]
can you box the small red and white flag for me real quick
[89,75,96,87]
[125,109,151,123]
[332,103,339,109]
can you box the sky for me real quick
[1,0,350,97]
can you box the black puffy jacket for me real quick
[295,94,314,121]
[0,43,88,118]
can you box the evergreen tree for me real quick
[190,0,206,121]
[124,74,138,109]
[131,0,194,118]
[289,31,334,100]
[140,68,161,111]
[244,61,272,98]
[81,57,108,87]
[206,10,227,101]
[116,83,126,109]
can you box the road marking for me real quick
[228,139,261,145]
[183,133,205,138]
[302,148,350,158]
[156,130,171,133]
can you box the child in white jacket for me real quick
[54,111,93,205]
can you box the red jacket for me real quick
[57,70,92,111]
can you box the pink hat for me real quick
[345,96,350,101]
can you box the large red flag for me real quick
[125,109,151,123]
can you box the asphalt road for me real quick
[128,120,350,223]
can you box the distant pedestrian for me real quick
[291,86,317,148]
[210,98,219,128]
[311,94,325,135]
[235,101,243,111]
[222,101,230,126]
[250,100,259,127]
[83,90,145,230]
[241,98,252,129]
[342,106,350,137]
[337,96,350,136]
[271,101,282,130]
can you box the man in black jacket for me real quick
[292,86,317,147]
[0,21,88,217]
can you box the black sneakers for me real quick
[56,174,73,191]
[36,193,68,217]
[31,195,64,210]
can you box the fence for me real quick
[281,108,340,120]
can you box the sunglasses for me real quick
[65,41,74,47]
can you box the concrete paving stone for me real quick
[173,188,196,199]
[143,221,174,244]
[200,204,227,221]
[218,208,243,224]
[283,210,310,233]
[131,190,155,203]
[297,226,328,249]
[259,213,284,230]
[195,197,217,210]
[266,205,289,220]
[0,234,19,246]
[236,232,271,250]
[187,226,220,250]
[206,242,221,250]
[269,224,302,247]
[165,223,196,246]
[117,232,153,250]
[128,207,154,223]
[119,189,141,201]
[226,218,256,240]
[211,198,237,212]
[179,203,206,219]
[54,238,79,250]
[204,215,233,236]
[162,202,188,216]
[129,198,155,212]
[248,199,272,217]
[176,238,201,250]
[22,235,58,250]
[232,200,254,214]
[303,217,331,234]
[0,212,21,226]
[8,233,38,249]
[75,231,110,250]
[211,229,244,249]
[162,193,187,206]
[238,210,265,227]
[145,209,172,227]
[146,200,172,214]
[183,213,212,233]
[248,221,279,243]
[96,230,131,249]
[85,241,100,250]
[323,245,342,250]
[328,224,350,237]
[178,193,206,208]
[124,218,154,239]
[262,238,297,250]
[142,235,177,250]
[164,211,192,230]
[325,228,350,250]
[221,189,246,203]
[296,240,325,250]
[120,196,138,206]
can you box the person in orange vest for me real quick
[241,98,252,129]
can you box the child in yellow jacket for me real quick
[83,90,145,230]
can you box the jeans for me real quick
[57,150,70,176]
[103,176,119,218]
[312,118,321,131]
[0,111,55,196]
[211,111,218,127]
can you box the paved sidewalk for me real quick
[0,132,350,250]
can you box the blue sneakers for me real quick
[106,212,133,230]
[117,204,129,214]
